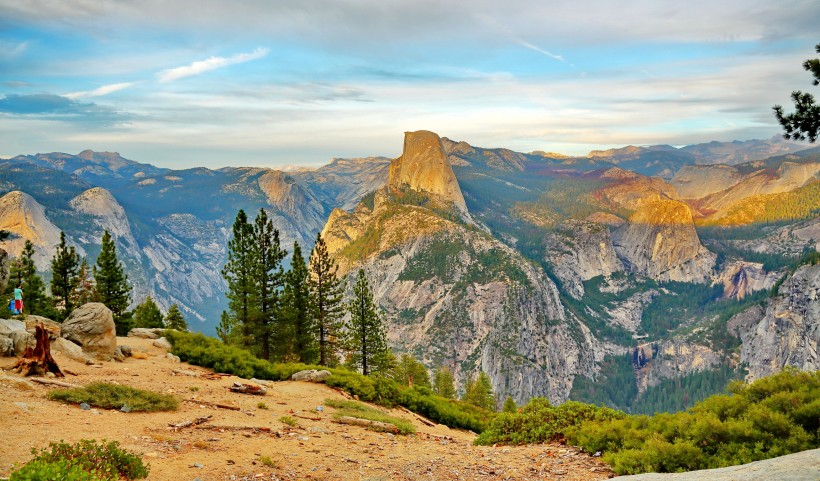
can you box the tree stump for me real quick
[12,322,65,377]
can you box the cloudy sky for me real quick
[0,1,818,168]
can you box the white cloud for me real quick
[65,82,134,99]
[156,47,269,83]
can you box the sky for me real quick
[0,0,818,169]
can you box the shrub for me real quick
[11,440,148,481]
[48,383,178,412]
[568,369,820,475]
[324,399,415,434]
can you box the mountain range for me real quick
[0,132,818,410]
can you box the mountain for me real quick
[0,191,62,270]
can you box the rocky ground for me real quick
[0,337,614,481]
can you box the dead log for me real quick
[184,399,241,411]
[169,415,213,431]
[228,382,266,395]
[195,425,272,433]
[397,406,436,427]
[12,323,64,377]
[29,377,76,388]
[293,413,322,421]
[333,416,399,434]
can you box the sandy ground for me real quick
[0,337,614,481]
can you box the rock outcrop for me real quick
[388,131,469,216]
[714,261,781,300]
[545,220,624,298]
[732,263,820,380]
[257,170,327,236]
[60,303,117,361]
[0,318,32,356]
[612,199,715,282]
[0,191,62,270]
[671,164,742,199]
[70,187,139,251]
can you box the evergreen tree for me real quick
[282,241,315,363]
[221,210,256,348]
[393,354,431,388]
[308,232,345,367]
[73,257,96,306]
[51,231,80,318]
[20,241,46,316]
[251,209,287,361]
[93,230,131,334]
[164,304,187,331]
[216,311,236,344]
[344,269,388,375]
[132,296,164,329]
[432,367,457,399]
[462,371,497,411]
[502,396,517,413]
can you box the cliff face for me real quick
[545,220,624,298]
[733,263,820,380]
[612,199,715,282]
[388,131,469,216]
[257,170,327,237]
[0,191,63,270]
[714,261,781,300]
[70,187,139,251]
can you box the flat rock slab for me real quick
[617,449,820,481]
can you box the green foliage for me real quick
[462,371,496,411]
[475,399,625,445]
[432,366,457,399]
[4,241,48,316]
[399,237,462,283]
[640,281,723,339]
[773,43,820,143]
[502,396,517,413]
[51,231,81,319]
[282,241,316,363]
[166,330,493,432]
[630,364,742,415]
[703,180,820,226]
[392,354,431,389]
[308,232,345,367]
[251,208,287,361]
[73,258,96,307]
[11,439,148,481]
[324,398,416,434]
[93,230,131,335]
[221,209,256,348]
[344,269,389,375]
[279,415,298,427]
[48,382,179,412]
[163,304,187,331]
[568,369,820,475]
[570,354,637,409]
[132,296,163,329]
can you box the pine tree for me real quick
[282,241,315,363]
[20,241,46,316]
[432,366,457,399]
[393,354,431,388]
[216,311,236,344]
[73,257,96,306]
[251,209,287,361]
[308,232,345,367]
[221,210,256,348]
[345,269,388,375]
[502,396,517,413]
[93,230,132,334]
[51,231,80,318]
[462,371,497,411]
[133,296,164,328]
[164,304,187,331]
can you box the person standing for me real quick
[13,284,23,315]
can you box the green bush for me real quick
[11,440,148,481]
[166,331,493,432]
[324,399,415,434]
[568,369,820,475]
[474,398,625,445]
[48,383,178,412]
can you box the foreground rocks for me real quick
[617,448,820,481]
[60,303,117,361]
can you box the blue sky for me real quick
[0,0,818,169]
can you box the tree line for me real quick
[5,230,187,333]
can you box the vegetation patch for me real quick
[10,439,148,481]
[324,398,415,434]
[48,383,179,412]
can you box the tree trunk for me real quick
[12,322,64,377]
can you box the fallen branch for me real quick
[184,399,241,411]
[293,413,322,421]
[195,425,272,433]
[201,372,229,380]
[172,369,201,377]
[29,377,76,388]
[169,415,213,431]
[397,406,436,427]
[333,416,399,434]
[229,382,266,395]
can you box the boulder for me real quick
[60,303,117,361]
[152,337,172,350]
[24,316,61,340]
[127,327,165,339]
[291,369,332,383]
[53,337,90,363]
[0,318,34,356]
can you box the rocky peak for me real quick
[388,130,469,215]
[70,187,138,250]
[0,191,62,270]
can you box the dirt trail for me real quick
[0,337,614,481]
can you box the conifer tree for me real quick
[432,366,457,399]
[502,395,517,413]
[20,241,47,315]
[133,296,163,328]
[73,257,96,306]
[282,241,315,362]
[94,230,131,334]
[221,210,256,348]
[51,231,80,318]
[393,354,431,387]
[251,209,287,361]
[308,232,345,367]
[462,371,497,411]
[164,303,187,331]
[345,269,388,375]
